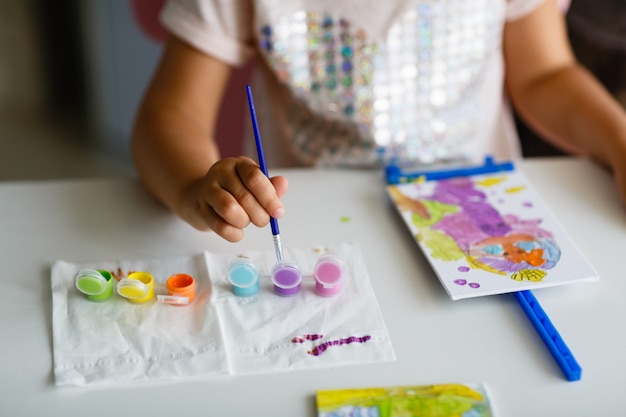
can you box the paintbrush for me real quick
[246,85,284,262]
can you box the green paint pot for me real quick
[75,269,114,301]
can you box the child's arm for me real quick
[132,35,287,242]
[503,0,626,204]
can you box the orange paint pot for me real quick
[165,273,196,306]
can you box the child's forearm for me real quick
[131,35,233,223]
[509,63,626,167]
[502,0,626,167]
[132,105,221,220]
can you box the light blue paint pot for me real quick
[227,258,260,297]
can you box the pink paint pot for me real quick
[313,253,344,297]
[271,260,302,297]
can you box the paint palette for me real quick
[387,169,598,300]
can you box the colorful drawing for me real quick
[412,176,560,276]
[317,383,493,417]
[387,170,598,300]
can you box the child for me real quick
[132,0,626,242]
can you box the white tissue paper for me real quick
[51,241,395,386]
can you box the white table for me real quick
[1,157,625,416]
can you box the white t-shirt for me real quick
[161,0,545,168]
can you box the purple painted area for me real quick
[433,211,485,252]
[454,279,480,289]
[308,335,372,356]
[458,266,470,272]
[461,201,511,237]
[430,177,484,205]
[502,215,554,239]
[292,334,324,343]
[427,180,507,251]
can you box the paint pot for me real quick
[227,258,260,297]
[313,253,344,297]
[271,260,302,297]
[163,273,195,305]
[117,271,154,303]
[75,269,114,301]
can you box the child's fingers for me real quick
[235,162,285,225]
[204,205,245,242]
[200,157,286,235]
[270,175,289,199]
[206,186,252,229]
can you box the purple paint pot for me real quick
[313,253,344,297]
[271,260,302,297]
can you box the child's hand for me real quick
[181,156,288,242]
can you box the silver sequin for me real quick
[259,1,501,166]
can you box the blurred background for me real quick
[0,0,153,180]
[0,0,624,181]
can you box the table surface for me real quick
[1,157,625,416]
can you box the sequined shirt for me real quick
[161,0,544,168]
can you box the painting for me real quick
[317,383,493,417]
[387,170,598,300]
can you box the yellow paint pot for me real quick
[117,271,154,303]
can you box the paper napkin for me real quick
[50,242,395,386]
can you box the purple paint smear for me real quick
[307,335,372,356]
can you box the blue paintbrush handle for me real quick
[246,86,283,262]
[246,85,280,236]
